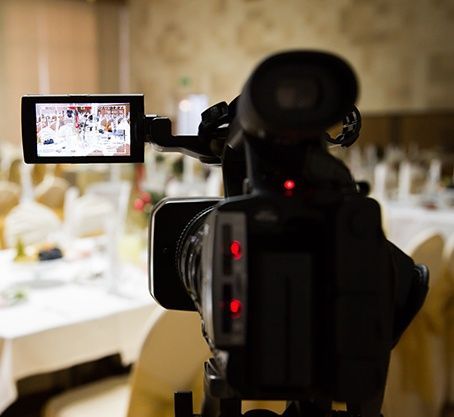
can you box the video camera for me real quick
[21,50,429,417]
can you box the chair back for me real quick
[3,201,61,247]
[31,164,47,186]
[64,193,114,238]
[35,176,70,212]
[384,230,445,417]
[443,234,454,403]
[7,158,22,184]
[85,181,131,237]
[64,181,130,238]
[443,234,454,280]
[405,229,445,286]
[127,308,210,417]
[0,181,20,215]
[0,181,21,248]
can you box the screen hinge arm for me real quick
[144,115,221,164]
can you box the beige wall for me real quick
[129,0,454,117]
[2,0,452,144]
[0,0,127,144]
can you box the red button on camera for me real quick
[230,240,242,260]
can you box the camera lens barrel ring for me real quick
[176,206,216,300]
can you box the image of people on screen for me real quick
[36,103,131,157]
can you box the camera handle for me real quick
[144,103,246,197]
[145,96,361,163]
[145,115,221,164]
[144,101,361,198]
[324,106,361,148]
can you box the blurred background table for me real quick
[384,202,454,248]
[0,249,156,414]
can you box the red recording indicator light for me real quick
[230,240,242,260]
[229,299,242,318]
[283,179,296,191]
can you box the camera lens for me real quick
[176,207,214,305]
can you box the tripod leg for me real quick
[175,392,194,417]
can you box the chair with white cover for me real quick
[3,201,61,248]
[383,229,445,417]
[34,176,70,215]
[0,181,21,215]
[7,158,22,185]
[43,308,210,417]
[0,181,21,248]
[85,181,131,235]
[64,193,115,238]
[443,235,454,410]
[126,308,209,417]
[64,181,130,238]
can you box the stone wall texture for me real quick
[129,0,454,116]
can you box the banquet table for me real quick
[383,201,454,249]
[379,200,454,417]
[0,249,157,414]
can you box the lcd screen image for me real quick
[36,103,131,157]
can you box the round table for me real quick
[0,250,157,414]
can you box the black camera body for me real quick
[151,182,395,404]
[21,50,428,417]
[147,52,428,416]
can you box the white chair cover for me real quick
[443,235,454,404]
[35,176,70,211]
[85,181,131,238]
[64,193,115,238]
[43,308,209,417]
[0,181,20,215]
[3,201,61,247]
[384,230,445,417]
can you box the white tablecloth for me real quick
[383,202,454,249]
[0,251,157,413]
